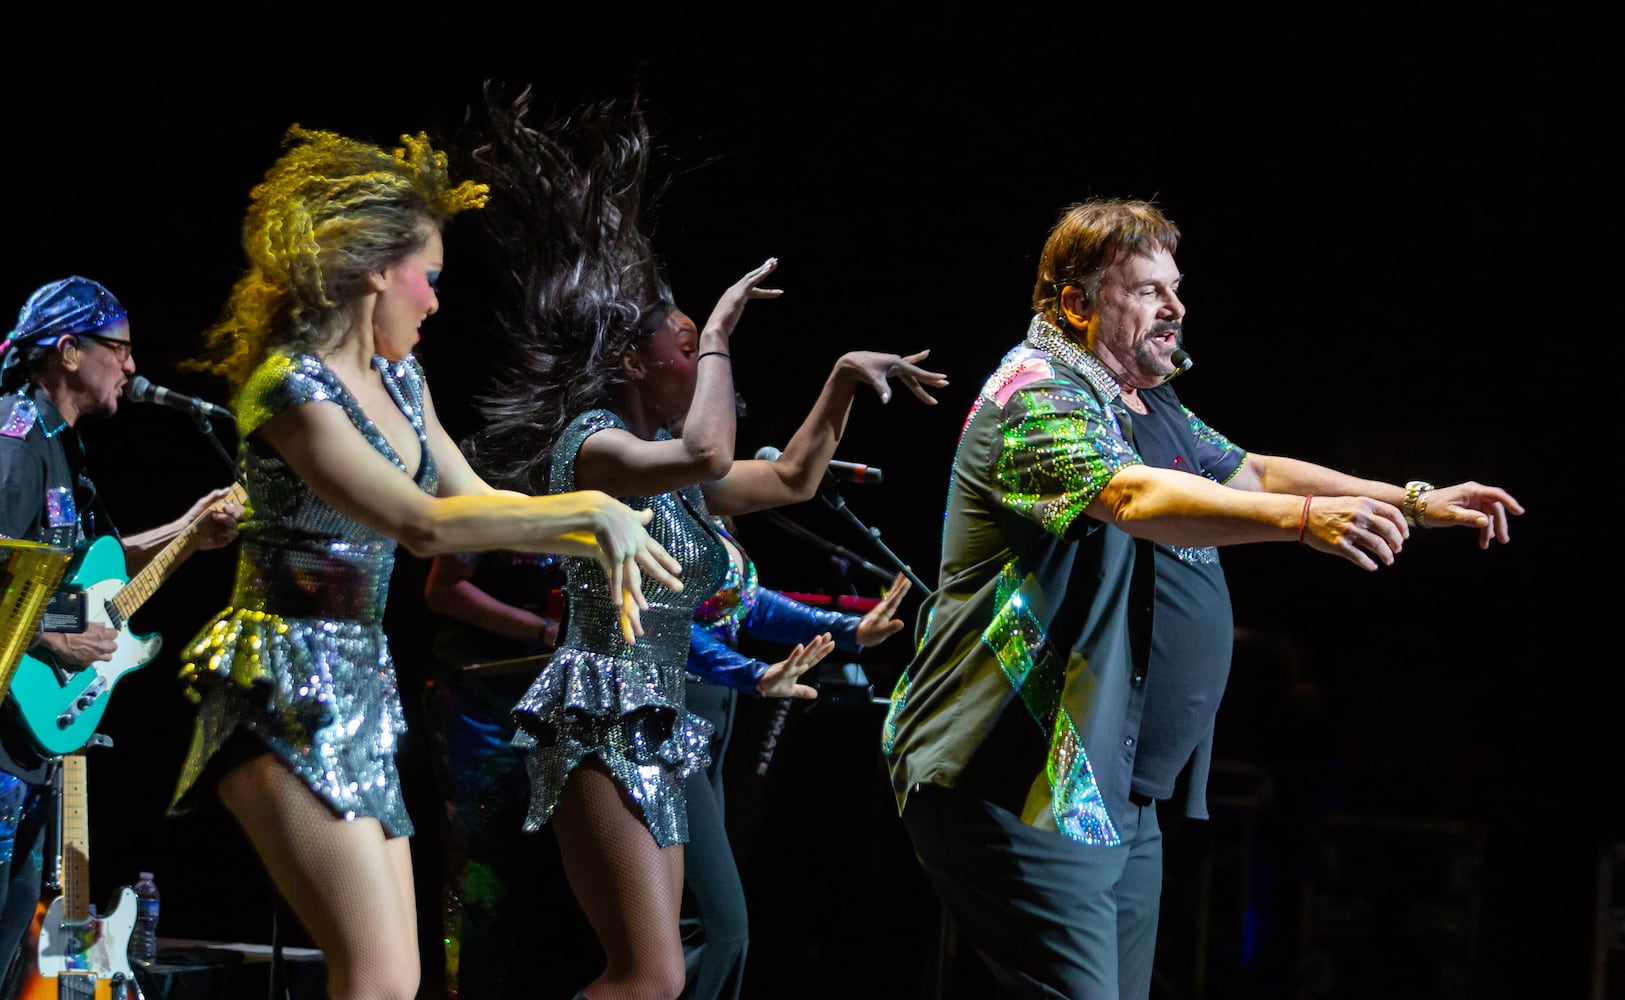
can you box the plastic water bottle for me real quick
[128,871,160,964]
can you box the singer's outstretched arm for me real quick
[1084,458,1522,571]
[1228,453,1523,548]
[702,349,948,516]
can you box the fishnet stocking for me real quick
[551,759,687,1000]
[218,753,420,1000]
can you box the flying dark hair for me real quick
[457,83,674,493]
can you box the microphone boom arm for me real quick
[814,481,931,594]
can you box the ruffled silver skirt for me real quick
[512,645,711,848]
[172,608,413,837]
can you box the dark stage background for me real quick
[2,27,1590,1000]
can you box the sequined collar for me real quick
[22,383,71,438]
[1025,316,1122,402]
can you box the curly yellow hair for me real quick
[192,125,489,388]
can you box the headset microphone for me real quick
[1164,349,1193,382]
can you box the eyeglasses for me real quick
[76,332,133,362]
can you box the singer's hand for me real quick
[855,572,911,646]
[701,257,783,341]
[755,632,834,699]
[835,349,949,405]
[1419,481,1525,548]
[1299,495,1408,572]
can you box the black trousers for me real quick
[902,783,1163,1000]
[679,680,749,1000]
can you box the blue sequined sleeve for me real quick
[685,586,865,694]
[687,623,768,694]
[744,587,862,652]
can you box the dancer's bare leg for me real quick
[551,759,687,1000]
[219,753,420,1000]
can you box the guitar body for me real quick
[7,537,162,757]
[18,888,138,1000]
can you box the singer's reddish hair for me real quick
[1031,199,1181,320]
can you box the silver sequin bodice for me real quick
[511,408,727,846]
[172,351,438,837]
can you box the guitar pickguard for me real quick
[35,886,137,981]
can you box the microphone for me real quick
[124,375,235,421]
[1163,348,1194,383]
[754,446,884,485]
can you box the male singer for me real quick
[881,199,1523,998]
[0,276,241,989]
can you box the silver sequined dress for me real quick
[511,408,726,847]
[171,351,438,837]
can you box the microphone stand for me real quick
[754,509,894,588]
[812,474,944,1000]
[813,474,931,594]
[189,409,242,482]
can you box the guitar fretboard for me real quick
[59,753,91,924]
[111,482,246,621]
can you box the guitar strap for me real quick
[64,441,119,549]
[38,756,62,899]
[0,718,51,784]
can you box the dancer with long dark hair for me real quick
[460,86,946,1000]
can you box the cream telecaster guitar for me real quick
[22,751,139,1000]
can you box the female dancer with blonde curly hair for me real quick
[460,87,946,1000]
[170,125,683,1000]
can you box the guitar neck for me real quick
[57,753,91,924]
[111,483,245,621]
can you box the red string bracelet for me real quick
[1298,495,1314,544]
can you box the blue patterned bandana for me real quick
[2,276,127,383]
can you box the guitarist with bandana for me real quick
[0,277,243,996]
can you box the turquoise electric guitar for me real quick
[7,483,245,757]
